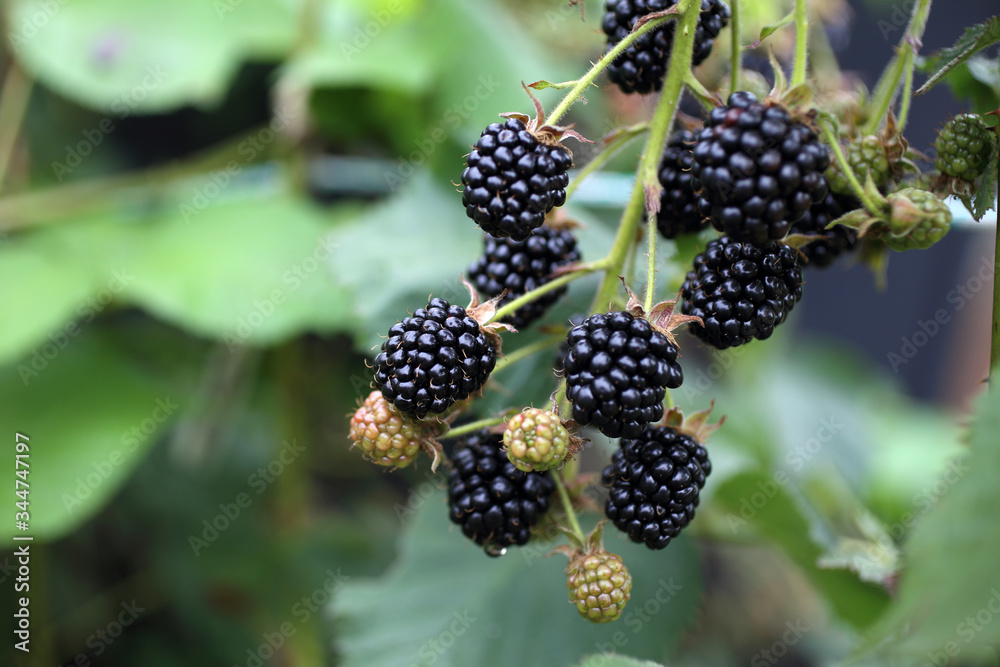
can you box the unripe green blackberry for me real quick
[566,551,632,623]
[935,114,996,182]
[826,136,891,195]
[883,188,951,251]
[348,391,423,468]
[503,408,570,472]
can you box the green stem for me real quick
[492,335,564,375]
[564,122,649,201]
[0,63,33,191]
[792,0,808,87]
[552,468,586,544]
[896,48,917,131]
[592,182,645,312]
[819,120,884,216]
[861,0,932,136]
[546,15,676,126]
[491,262,604,323]
[645,211,657,312]
[439,416,507,440]
[729,0,741,93]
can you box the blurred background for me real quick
[0,0,998,665]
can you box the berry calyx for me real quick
[348,391,425,469]
[447,429,555,556]
[656,129,708,239]
[883,188,952,251]
[503,408,573,472]
[373,297,500,419]
[691,91,830,246]
[467,225,581,330]
[566,550,633,623]
[681,236,804,349]
[935,114,996,182]
[601,0,731,95]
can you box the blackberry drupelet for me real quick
[447,429,555,556]
[564,312,683,439]
[934,114,996,182]
[789,192,859,268]
[461,118,572,241]
[602,0,730,95]
[602,425,711,549]
[348,391,423,468]
[680,236,803,349]
[691,91,830,245]
[554,313,588,375]
[373,298,496,419]
[467,226,581,330]
[656,129,707,238]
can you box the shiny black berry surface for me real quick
[789,192,859,268]
[656,129,707,239]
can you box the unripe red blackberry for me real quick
[447,429,555,556]
[935,114,996,182]
[680,236,803,349]
[503,408,571,472]
[602,0,731,95]
[656,129,707,239]
[461,118,572,241]
[373,298,497,419]
[602,425,711,549]
[467,226,581,330]
[566,551,633,623]
[691,91,830,246]
[348,391,423,468]
[789,193,859,268]
[564,312,683,439]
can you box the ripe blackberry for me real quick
[884,188,952,251]
[680,236,803,349]
[602,0,730,95]
[826,135,892,196]
[461,118,572,241]
[503,408,571,472]
[373,298,496,419]
[691,91,830,245]
[348,391,423,468]
[935,114,996,182]
[789,193,859,268]
[564,312,683,439]
[656,129,707,239]
[467,226,581,330]
[602,425,711,549]
[447,429,555,556]
[554,314,588,375]
[566,551,633,623]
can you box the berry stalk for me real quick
[546,15,677,127]
[729,0,741,93]
[791,0,809,87]
[490,261,605,323]
[439,416,506,440]
[819,119,884,217]
[552,467,586,545]
[492,335,566,375]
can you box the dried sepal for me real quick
[663,400,726,444]
[619,278,702,347]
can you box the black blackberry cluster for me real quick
[447,429,555,556]
[554,313,588,375]
[789,193,859,268]
[691,91,830,246]
[467,226,581,330]
[602,425,711,549]
[373,298,496,419]
[461,118,572,241]
[602,0,730,95]
[681,236,803,349]
[564,312,683,439]
[656,129,706,239]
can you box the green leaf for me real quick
[859,388,1000,660]
[10,0,296,112]
[332,491,703,667]
[919,55,1000,112]
[1,327,188,541]
[915,16,1000,96]
[747,10,795,50]
[971,132,998,221]
[577,656,666,667]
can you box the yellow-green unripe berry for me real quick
[503,408,570,472]
[567,551,632,623]
[349,391,422,468]
[884,188,952,252]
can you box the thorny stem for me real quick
[552,467,586,545]
[861,0,932,136]
[492,335,565,375]
[546,15,676,126]
[792,0,808,87]
[0,63,33,191]
[896,47,917,131]
[729,0,741,93]
[491,262,604,323]
[819,120,884,216]
[564,122,649,201]
[438,416,506,440]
